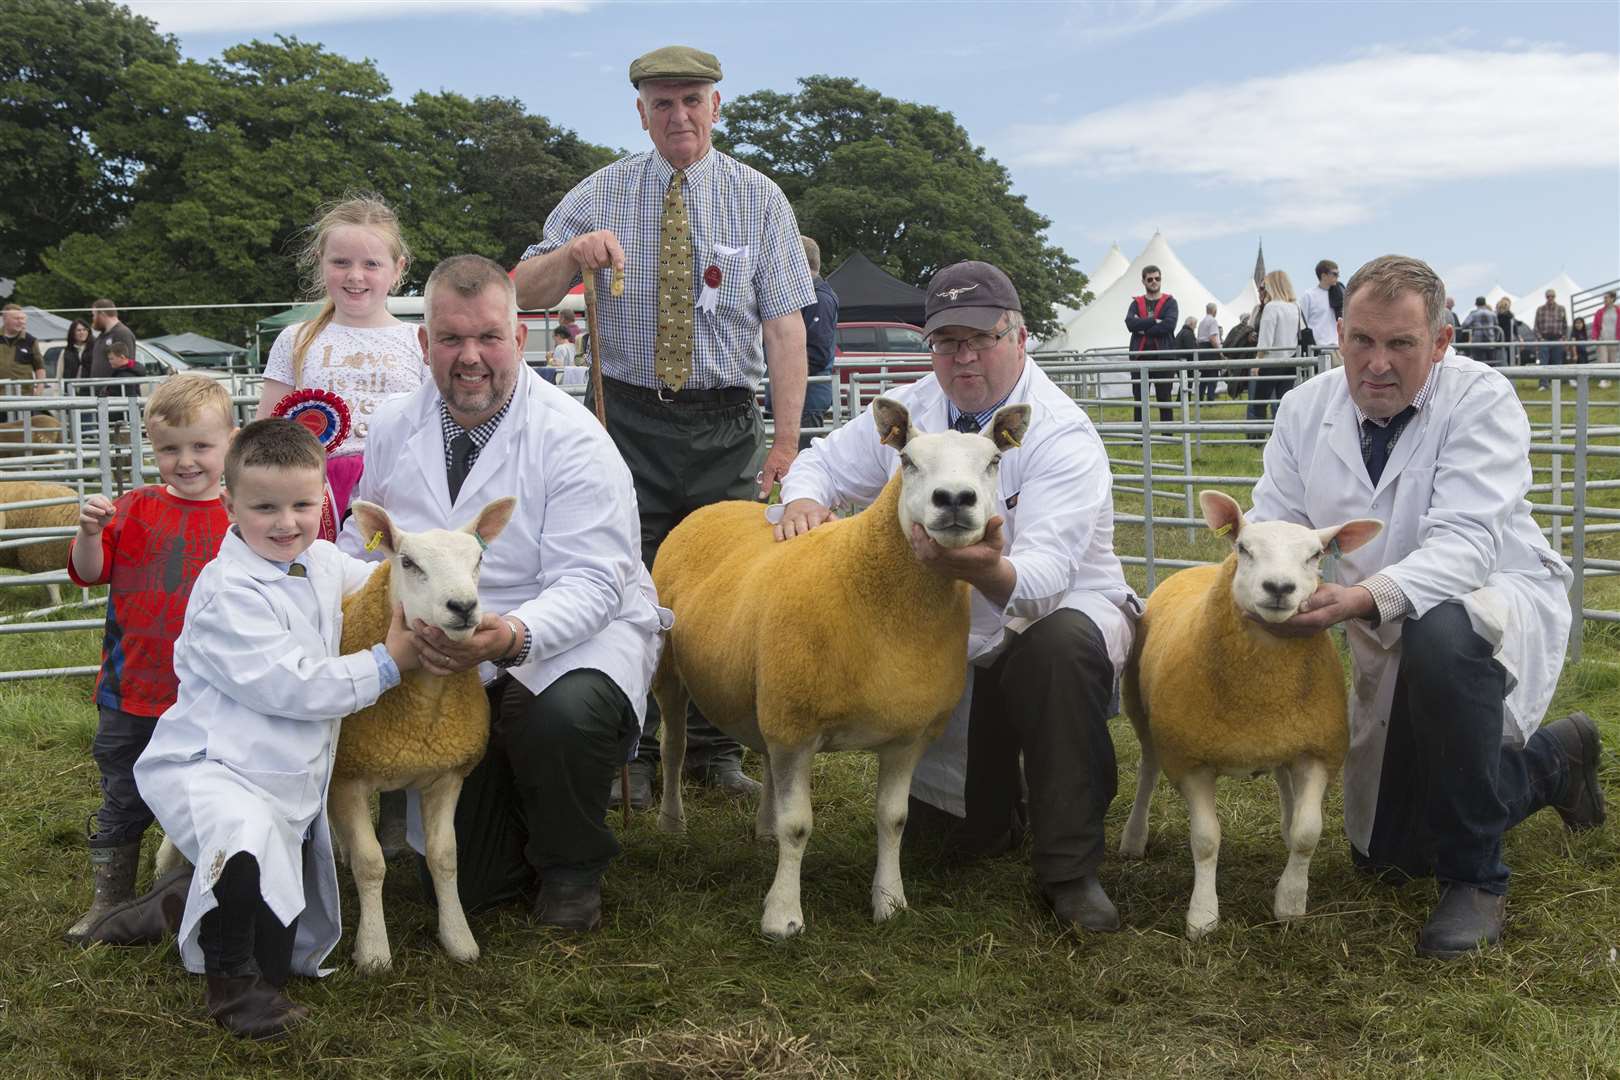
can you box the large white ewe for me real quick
[1121,490,1381,940]
[652,396,1031,939]
[325,497,516,972]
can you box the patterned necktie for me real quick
[1363,406,1415,486]
[655,169,694,393]
[952,412,980,434]
[448,432,474,503]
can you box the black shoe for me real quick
[77,866,190,947]
[533,879,602,933]
[610,762,654,811]
[688,761,761,799]
[1042,875,1120,932]
[1415,884,1505,959]
[1543,712,1606,831]
[205,970,309,1041]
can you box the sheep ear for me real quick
[1198,490,1244,541]
[872,397,911,450]
[988,403,1031,450]
[1319,517,1383,555]
[349,499,398,556]
[466,496,518,549]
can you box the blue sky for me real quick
[131,0,1619,306]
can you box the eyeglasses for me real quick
[927,322,1016,357]
[1143,276,1161,284]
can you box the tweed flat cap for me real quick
[629,45,723,88]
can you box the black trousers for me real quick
[1131,368,1176,424]
[1245,368,1293,429]
[198,852,299,986]
[591,377,765,770]
[450,670,639,911]
[1354,601,1570,894]
[90,706,159,847]
[956,610,1119,885]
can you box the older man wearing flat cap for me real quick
[515,44,815,808]
[774,260,1139,932]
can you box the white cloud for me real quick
[127,0,591,35]
[1058,0,1235,46]
[1001,48,1619,238]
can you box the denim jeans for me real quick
[1355,601,1569,894]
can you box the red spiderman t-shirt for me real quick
[67,486,230,717]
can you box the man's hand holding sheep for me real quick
[1251,580,1376,636]
[907,516,1016,609]
[415,612,524,676]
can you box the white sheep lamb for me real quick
[1121,490,1381,940]
[652,396,1031,939]
[325,496,516,972]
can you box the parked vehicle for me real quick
[833,321,931,409]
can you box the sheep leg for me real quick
[871,737,927,923]
[654,663,689,836]
[329,778,392,972]
[154,835,191,877]
[755,748,776,841]
[1273,757,1329,922]
[1180,768,1221,940]
[1119,712,1159,859]
[761,743,814,939]
[1273,765,1296,849]
[419,771,479,964]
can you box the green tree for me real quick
[0,0,179,280]
[715,76,1085,338]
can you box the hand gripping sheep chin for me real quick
[327,496,517,973]
[651,396,1031,939]
[1120,490,1382,941]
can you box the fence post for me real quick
[1138,355,1157,593]
[1567,374,1587,662]
[1549,380,1563,557]
[1180,369,1194,542]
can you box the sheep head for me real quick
[872,396,1031,550]
[349,497,518,641]
[1199,490,1382,624]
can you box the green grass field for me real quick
[0,385,1616,1078]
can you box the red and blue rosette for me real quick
[270,388,351,456]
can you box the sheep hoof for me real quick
[657,812,686,835]
[440,935,479,964]
[1118,837,1147,860]
[1273,882,1308,921]
[1185,913,1219,941]
[353,951,393,975]
[872,892,907,923]
[761,909,805,940]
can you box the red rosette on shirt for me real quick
[270,388,351,456]
[703,265,722,289]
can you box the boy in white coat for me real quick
[1248,255,1605,959]
[119,420,420,1039]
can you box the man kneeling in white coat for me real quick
[1247,254,1605,959]
[774,261,1139,931]
[338,255,668,933]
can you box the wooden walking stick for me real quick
[583,265,633,826]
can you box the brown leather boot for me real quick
[205,971,309,1040]
[76,866,190,946]
[64,842,141,945]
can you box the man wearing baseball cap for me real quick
[515,45,816,812]
[775,260,1139,932]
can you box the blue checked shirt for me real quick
[522,149,815,391]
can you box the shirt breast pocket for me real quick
[710,244,754,316]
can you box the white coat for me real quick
[1250,350,1572,851]
[779,360,1139,815]
[337,363,668,716]
[133,530,384,976]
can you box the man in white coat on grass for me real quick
[774,260,1139,932]
[1248,254,1605,958]
[339,254,668,933]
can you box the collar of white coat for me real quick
[219,528,316,584]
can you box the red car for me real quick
[834,322,932,408]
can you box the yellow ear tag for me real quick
[997,429,1023,449]
[365,530,383,551]
[885,424,903,444]
[1212,523,1233,537]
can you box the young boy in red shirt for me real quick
[64,373,236,943]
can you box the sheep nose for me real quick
[931,488,978,510]
[1261,580,1297,599]
[445,597,477,620]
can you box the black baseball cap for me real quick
[924,261,1022,335]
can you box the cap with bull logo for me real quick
[924,261,1022,336]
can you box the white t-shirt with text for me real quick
[263,321,426,455]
